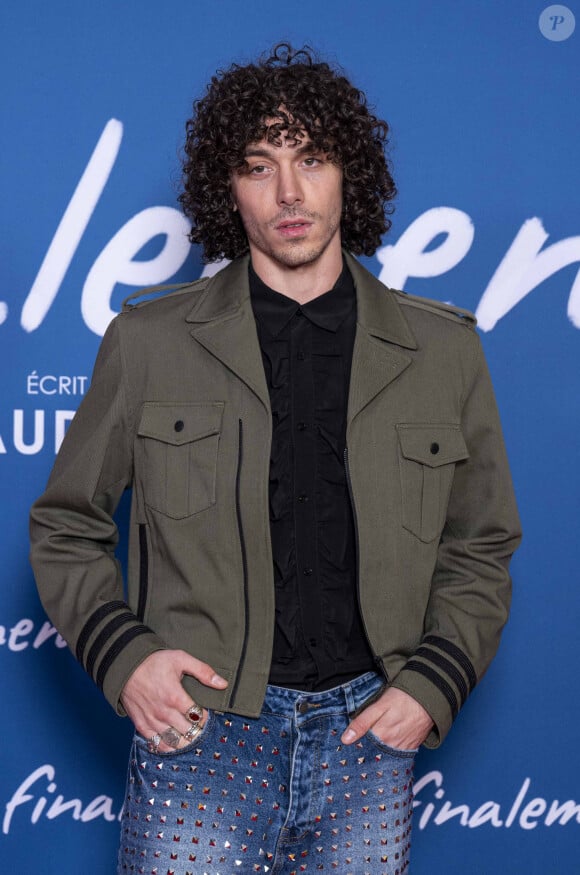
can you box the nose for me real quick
[276,164,303,206]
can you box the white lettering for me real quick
[411,772,580,832]
[27,371,39,394]
[26,374,88,396]
[519,797,548,829]
[468,801,504,828]
[13,410,44,455]
[3,765,55,834]
[8,619,34,652]
[81,206,191,336]
[0,617,68,651]
[505,778,531,827]
[433,800,470,826]
[545,799,580,826]
[376,207,475,290]
[21,119,124,333]
[55,410,76,453]
[46,796,83,821]
[80,795,117,823]
[58,376,71,394]
[3,765,120,834]
[1,410,85,455]
[413,770,444,829]
[39,375,58,395]
[32,621,67,650]
[476,219,580,330]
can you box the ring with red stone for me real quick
[185,703,203,724]
[147,733,161,753]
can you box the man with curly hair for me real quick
[31,45,520,873]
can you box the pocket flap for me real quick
[138,402,224,446]
[397,423,469,467]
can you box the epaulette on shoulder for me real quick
[392,289,477,329]
[122,277,210,311]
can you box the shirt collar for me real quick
[249,260,355,337]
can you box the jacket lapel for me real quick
[345,253,417,424]
[186,257,270,411]
[185,253,417,421]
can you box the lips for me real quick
[275,220,313,237]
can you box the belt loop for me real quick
[344,683,356,715]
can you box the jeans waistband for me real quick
[261,671,385,720]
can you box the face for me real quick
[229,128,343,275]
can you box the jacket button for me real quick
[430,442,439,454]
[298,494,309,503]
[303,568,313,576]
[174,420,185,432]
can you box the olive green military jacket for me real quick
[30,253,521,748]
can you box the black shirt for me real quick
[249,261,376,690]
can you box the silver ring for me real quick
[183,722,202,742]
[160,726,182,749]
[147,733,161,753]
[185,703,204,724]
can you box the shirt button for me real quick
[174,420,184,432]
[303,568,313,576]
[297,350,306,360]
[309,637,318,647]
[430,442,440,454]
[297,494,309,503]
[297,422,307,431]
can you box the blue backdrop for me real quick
[2,2,579,872]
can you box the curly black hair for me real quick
[179,43,396,262]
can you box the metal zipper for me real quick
[344,446,389,682]
[230,418,250,705]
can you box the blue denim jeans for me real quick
[118,672,416,874]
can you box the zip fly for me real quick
[231,418,250,705]
[344,446,388,683]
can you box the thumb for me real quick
[175,650,228,688]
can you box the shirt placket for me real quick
[290,311,323,665]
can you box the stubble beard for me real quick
[247,209,342,270]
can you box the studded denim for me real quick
[118,672,415,875]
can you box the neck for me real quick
[249,242,343,304]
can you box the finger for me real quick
[175,712,209,750]
[341,700,387,745]
[167,703,209,738]
[174,651,228,688]
[140,725,178,755]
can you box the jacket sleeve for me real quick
[390,335,522,747]
[29,316,167,715]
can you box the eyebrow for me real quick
[243,142,318,159]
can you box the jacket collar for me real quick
[186,253,416,419]
[186,252,417,350]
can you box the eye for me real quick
[249,164,270,175]
[303,156,322,167]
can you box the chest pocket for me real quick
[396,423,469,543]
[137,402,224,519]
